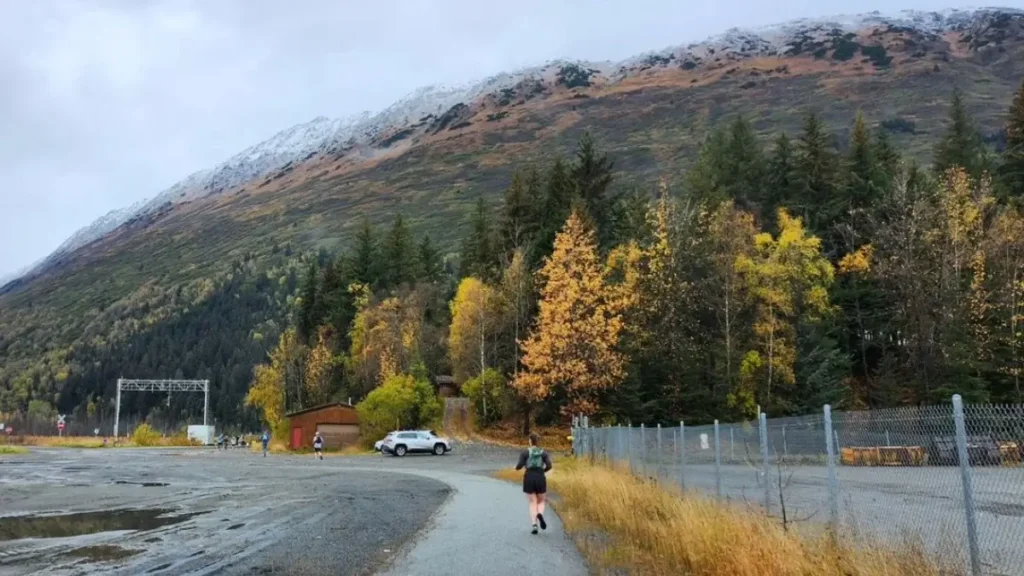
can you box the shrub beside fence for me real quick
[573,395,1024,576]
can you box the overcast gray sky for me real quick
[0,0,1010,277]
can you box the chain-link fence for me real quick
[0,413,203,440]
[574,396,1024,576]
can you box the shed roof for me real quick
[434,375,456,385]
[285,402,356,418]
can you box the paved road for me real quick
[378,468,586,576]
[0,444,584,576]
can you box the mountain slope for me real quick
[2,7,1024,415]
[25,7,1023,282]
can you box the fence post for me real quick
[640,423,647,478]
[759,412,770,513]
[730,426,735,462]
[680,420,686,490]
[885,429,891,447]
[575,415,581,456]
[823,404,839,534]
[672,428,678,475]
[657,424,663,483]
[714,420,723,499]
[622,424,630,473]
[587,416,592,460]
[782,425,788,457]
[953,394,982,576]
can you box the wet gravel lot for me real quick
[0,443,520,575]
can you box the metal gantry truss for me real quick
[114,378,209,438]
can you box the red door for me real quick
[291,427,302,450]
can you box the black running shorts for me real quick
[522,470,547,494]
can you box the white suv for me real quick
[382,430,452,456]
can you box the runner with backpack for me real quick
[313,431,324,460]
[515,433,553,534]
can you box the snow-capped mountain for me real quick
[21,7,1022,283]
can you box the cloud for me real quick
[0,0,1012,276]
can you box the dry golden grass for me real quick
[14,435,200,449]
[473,421,573,451]
[496,460,960,576]
[249,438,288,454]
[15,436,109,448]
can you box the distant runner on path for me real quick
[515,433,553,534]
[313,431,324,460]
[261,430,270,457]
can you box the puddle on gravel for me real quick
[0,509,202,541]
[114,480,170,487]
[64,544,140,562]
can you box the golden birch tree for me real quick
[304,326,336,406]
[734,209,834,416]
[448,277,499,384]
[246,328,302,438]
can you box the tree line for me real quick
[246,79,1024,435]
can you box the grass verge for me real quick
[496,460,960,576]
[11,435,202,448]
[0,445,29,455]
[470,421,573,451]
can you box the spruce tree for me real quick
[460,197,497,280]
[530,158,575,267]
[571,132,617,247]
[873,129,901,184]
[686,128,729,205]
[417,235,443,283]
[934,88,988,181]
[320,258,355,347]
[499,172,537,255]
[844,113,885,212]
[613,186,653,244]
[765,132,798,228]
[348,218,381,288]
[297,262,320,344]
[794,113,838,238]
[999,79,1024,200]
[723,116,766,212]
[384,214,414,288]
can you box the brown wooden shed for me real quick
[434,375,459,398]
[286,403,359,450]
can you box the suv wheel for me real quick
[433,443,445,456]
[394,445,407,457]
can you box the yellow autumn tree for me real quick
[987,208,1024,402]
[346,290,425,395]
[513,210,628,417]
[245,328,300,439]
[304,326,336,406]
[733,209,834,417]
[448,277,499,384]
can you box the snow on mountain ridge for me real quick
[26,7,1021,282]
